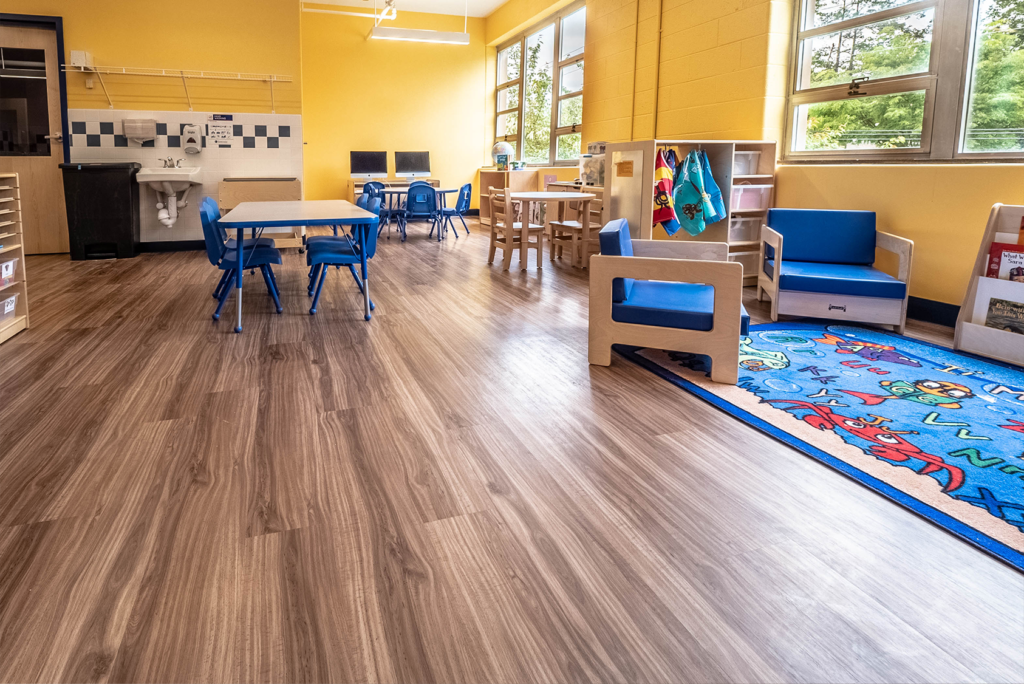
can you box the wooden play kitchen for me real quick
[604,139,777,286]
[0,173,29,344]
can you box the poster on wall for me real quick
[208,123,233,145]
[208,114,234,145]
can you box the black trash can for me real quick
[60,162,141,260]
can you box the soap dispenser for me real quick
[182,124,202,154]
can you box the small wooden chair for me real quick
[549,196,602,268]
[488,186,544,271]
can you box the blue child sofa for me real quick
[589,219,748,384]
[757,209,914,334]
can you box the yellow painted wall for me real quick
[486,0,1023,307]
[301,5,488,203]
[2,0,302,113]
[485,0,577,45]
[776,165,1024,306]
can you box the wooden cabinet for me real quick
[479,169,537,226]
[347,178,439,203]
[0,173,29,344]
[605,140,777,285]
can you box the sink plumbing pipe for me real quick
[155,182,193,227]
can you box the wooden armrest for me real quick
[759,225,783,283]
[630,240,729,262]
[876,230,914,285]
[876,230,913,254]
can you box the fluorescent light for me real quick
[370,26,470,44]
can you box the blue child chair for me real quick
[305,197,381,320]
[202,196,276,299]
[440,183,472,236]
[758,209,914,334]
[588,219,747,384]
[200,202,283,323]
[404,184,440,240]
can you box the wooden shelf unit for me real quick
[0,173,28,344]
[604,139,777,286]
[954,203,1024,366]
[478,169,537,226]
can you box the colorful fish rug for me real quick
[616,323,1024,570]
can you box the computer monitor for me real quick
[350,151,388,179]
[395,151,431,179]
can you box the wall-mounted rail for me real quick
[62,65,294,112]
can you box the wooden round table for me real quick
[508,191,596,271]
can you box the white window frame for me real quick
[784,0,1024,161]
[495,1,585,166]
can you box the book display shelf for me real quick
[954,203,1024,367]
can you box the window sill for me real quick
[780,157,1024,165]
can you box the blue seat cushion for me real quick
[766,209,876,265]
[612,281,750,335]
[226,237,275,250]
[306,239,361,266]
[306,233,352,245]
[221,245,282,268]
[768,260,906,299]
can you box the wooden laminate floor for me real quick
[2,219,1022,684]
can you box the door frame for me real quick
[0,13,69,163]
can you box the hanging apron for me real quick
[674,150,713,236]
[700,150,727,225]
[652,149,681,236]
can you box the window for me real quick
[786,0,1024,159]
[495,3,585,165]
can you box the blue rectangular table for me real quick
[218,200,378,332]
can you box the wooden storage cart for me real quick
[605,139,777,285]
[0,173,29,344]
[219,178,303,249]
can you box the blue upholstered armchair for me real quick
[589,219,748,384]
[757,209,914,334]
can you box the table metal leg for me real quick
[361,227,371,320]
[235,228,244,333]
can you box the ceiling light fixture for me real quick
[368,0,469,45]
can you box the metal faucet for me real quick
[162,156,174,168]
[175,159,185,168]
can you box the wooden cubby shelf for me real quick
[0,173,28,345]
[604,139,777,286]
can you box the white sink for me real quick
[137,167,203,227]
[137,166,203,193]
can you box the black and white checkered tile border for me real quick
[69,121,292,149]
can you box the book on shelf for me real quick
[984,298,1024,335]
[985,242,1024,281]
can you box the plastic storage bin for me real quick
[1,257,18,287]
[731,184,772,211]
[733,151,762,176]
[1,291,18,324]
[728,217,760,243]
[729,251,760,277]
